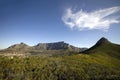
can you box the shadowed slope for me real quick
[83,37,120,58]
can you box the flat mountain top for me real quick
[34,41,69,50]
[0,41,83,55]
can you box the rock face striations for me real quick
[33,41,69,50]
[33,41,83,52]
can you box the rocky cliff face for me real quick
[31,41,82,52]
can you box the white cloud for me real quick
[62,6,120,31]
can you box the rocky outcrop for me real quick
[34,41,68,50]
[32,41,82,52]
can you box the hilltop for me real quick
[83,37,120,59]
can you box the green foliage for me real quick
[0,53,120,80]
[85,39,120,59]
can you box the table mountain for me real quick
[0,41,85,55]
[32,41,83,52]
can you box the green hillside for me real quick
[0,37,120,80]
[84,37,120,59]
[0,54,120,80]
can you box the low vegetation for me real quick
[0,53,120,80]
[0,37,120,80]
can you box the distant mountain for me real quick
[0,41,86,55]
[32,41,82,52]
[33,41,68,50]
[0,42,30,54]
[7,42,30,50]
[83,37,120,58]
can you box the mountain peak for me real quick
[20,42,26,45]
[96,37,109,45]
[100,37,108,41]
[83,37,111,53]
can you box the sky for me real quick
[0,0,120,49]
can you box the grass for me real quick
[0,52,120,80]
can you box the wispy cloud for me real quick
[62,6,120,31]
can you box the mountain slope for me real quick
[0,37,120,79]
[0,42,31,54]
[7,42,30,50]
[33,41,69,50]
[33,41,82,52]
[0,41,84,55]
[30,41,82,56]
[83,37,120,58]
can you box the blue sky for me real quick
[0,0,120,49]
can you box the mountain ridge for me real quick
[83,37,120,59]
[0,37,120,57]
[0,41,87,55]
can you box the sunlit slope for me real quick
[84,37,120,59]
[0,54,120,80]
